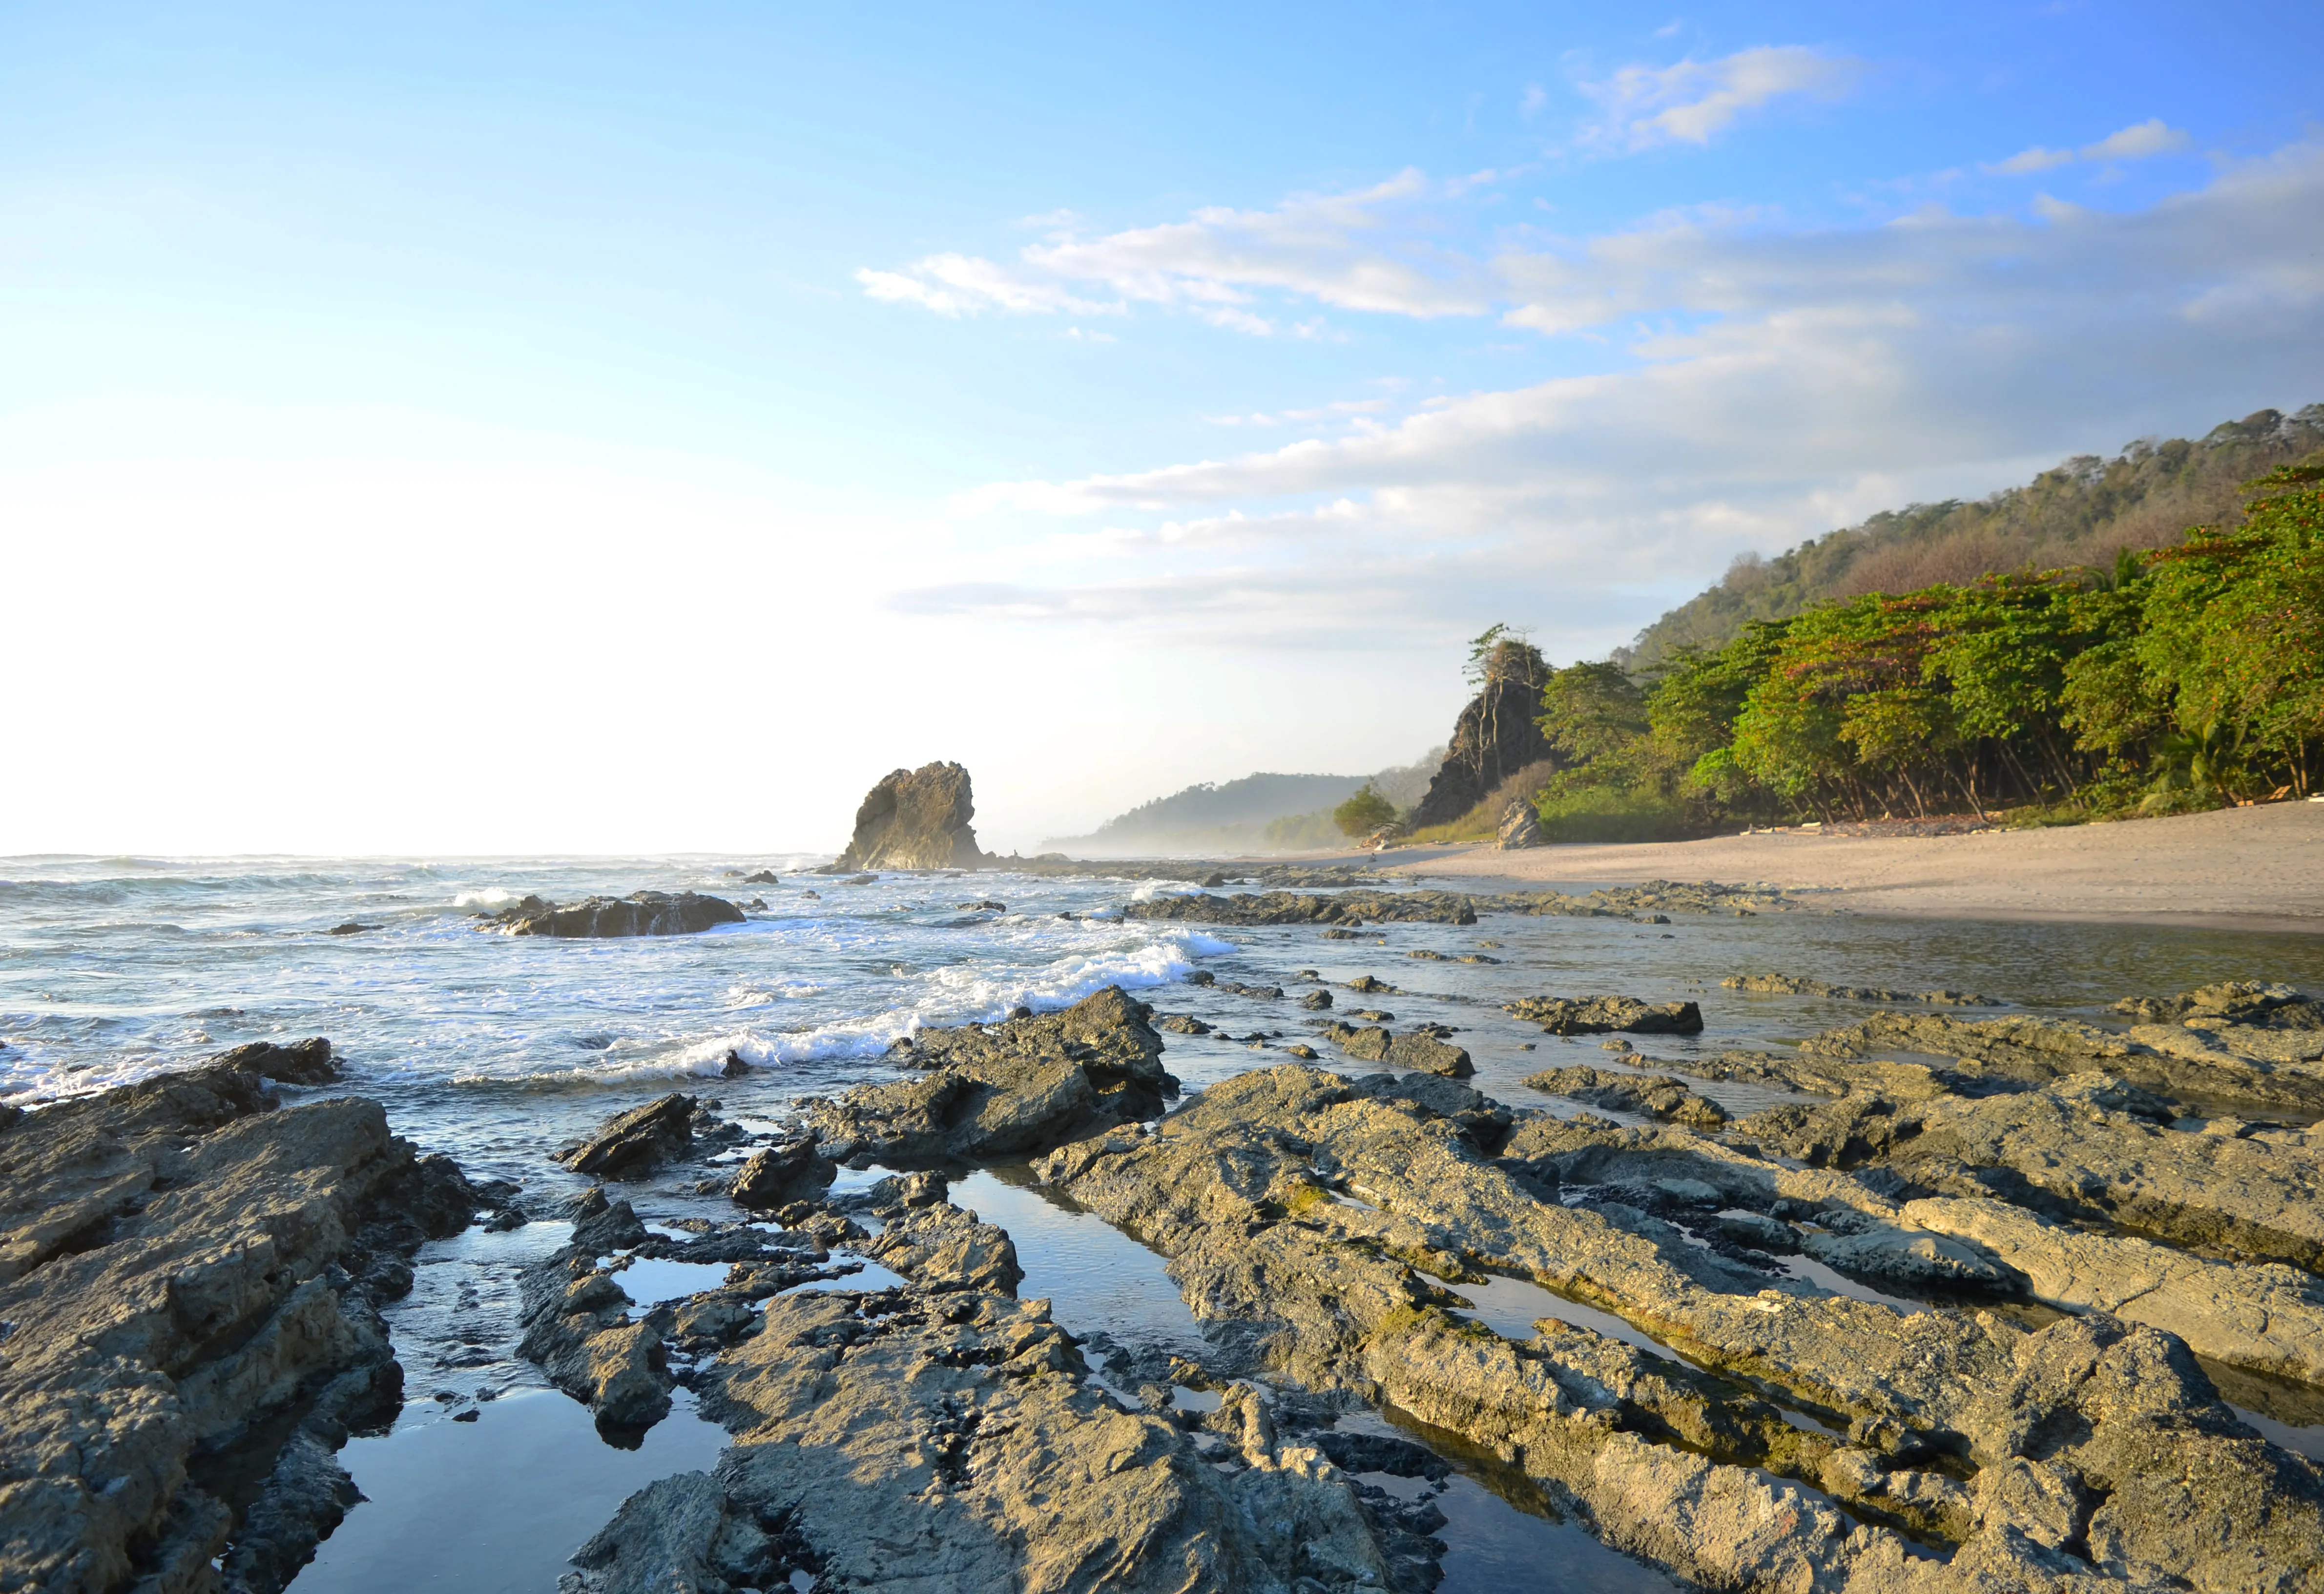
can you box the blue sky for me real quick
[4,3,2320,851]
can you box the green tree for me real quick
[1332,785,1399,838]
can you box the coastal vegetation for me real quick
[1620,405,2324,671]
[1507,454,2324,839]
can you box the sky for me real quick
[4,2,2321,855]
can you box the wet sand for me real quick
[1347,801,2324,933]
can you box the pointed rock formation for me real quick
[1410,640,1555,830]
[829,761,986,871]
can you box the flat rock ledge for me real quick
[530,974,2324,1594]
[0,1043,487,1594]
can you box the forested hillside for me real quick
[1619,406,2324,671]
[1512,454,2324,840]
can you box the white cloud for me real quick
[1578,45,1867,151]
[1520,83,1548,120]
[908,141,2324,651]
[855,171,1492,334]
[1987,118,2191,175]
[2082,117,2191,161]
[853,253,1120,317]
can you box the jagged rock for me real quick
[1799,1008,2324,1117]
[1736,1072,2324,1276]
[517,1193,675,1433]
[485,891,746,938]
[1525,1065,1727,1129]
[560,1473,776,1594]
[1300,988,1333,1009]
[687,1196,1390,1594]
[1033,1064,2324,1591]
[827,761,985,871]
[743,869,780,884]
[1319,1021,1393,1062]
[0,1048,474,1594]
[1505,995,1705,1035]
[2112,980,2322,1028]
[728,1138,833,1210]
[554,1093,699,1180]
[1387,1032,1473,1079]
[1410,643,1554,830]
[1906,1195,2324,1385]
[1496,800,1546,849]
[1722,974,1995,1006]
[806,987,1172,1166]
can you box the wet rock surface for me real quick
[0,1044,480,1594]
[482,891,747,938]
[1506,994,1706,1036]
[1031,1062,2324,1593]
[1525,1064,1729,1128]
[804,986,1174,1166]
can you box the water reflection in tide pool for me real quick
[1339,1409,1680,1594]
[951,1166,1210,1357]
[297,1388,728,1594]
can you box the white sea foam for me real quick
[452,888,527,909]
[1130,880,1208,902]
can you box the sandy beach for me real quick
[1340,801,2324,932]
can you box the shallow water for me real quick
[1338,1407,1681,1594]
[295,1386,730,1594]
[951,1166,1210,1357]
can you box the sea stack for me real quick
[829,761,986,870]
[1409,638,1555,829]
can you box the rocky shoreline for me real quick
[8,912,2324,1592]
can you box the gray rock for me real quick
[728,1138,833,1210]
[486,891,747,938]
[1496,800,1546,849]
[1506,995,1705,1035]
[554,1093,699,1180]
[826,760,986,871]
[807,986,1171,1165]
[0,1049,473,1594]
[1525,1065,1727,1128]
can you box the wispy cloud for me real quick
[854,171,1491,335]
[901,141,2324,650]
[1986,117,2191,175]
[1577,45,1868,151]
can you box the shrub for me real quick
[1534,786,1699,844]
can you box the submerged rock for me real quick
[0,1045,477,1594]
[1505,994,1705,1035]
[486,891,747,938]
[1722,973,1996,1006]
[826,760,986,871]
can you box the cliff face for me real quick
[1410,659,1555,829]
[832,761,986,870]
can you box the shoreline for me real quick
[1242,801,2324,934]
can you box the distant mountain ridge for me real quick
[1618,405,2324,672]
[1043,754,1444,856]
[1043,773,1370,855]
